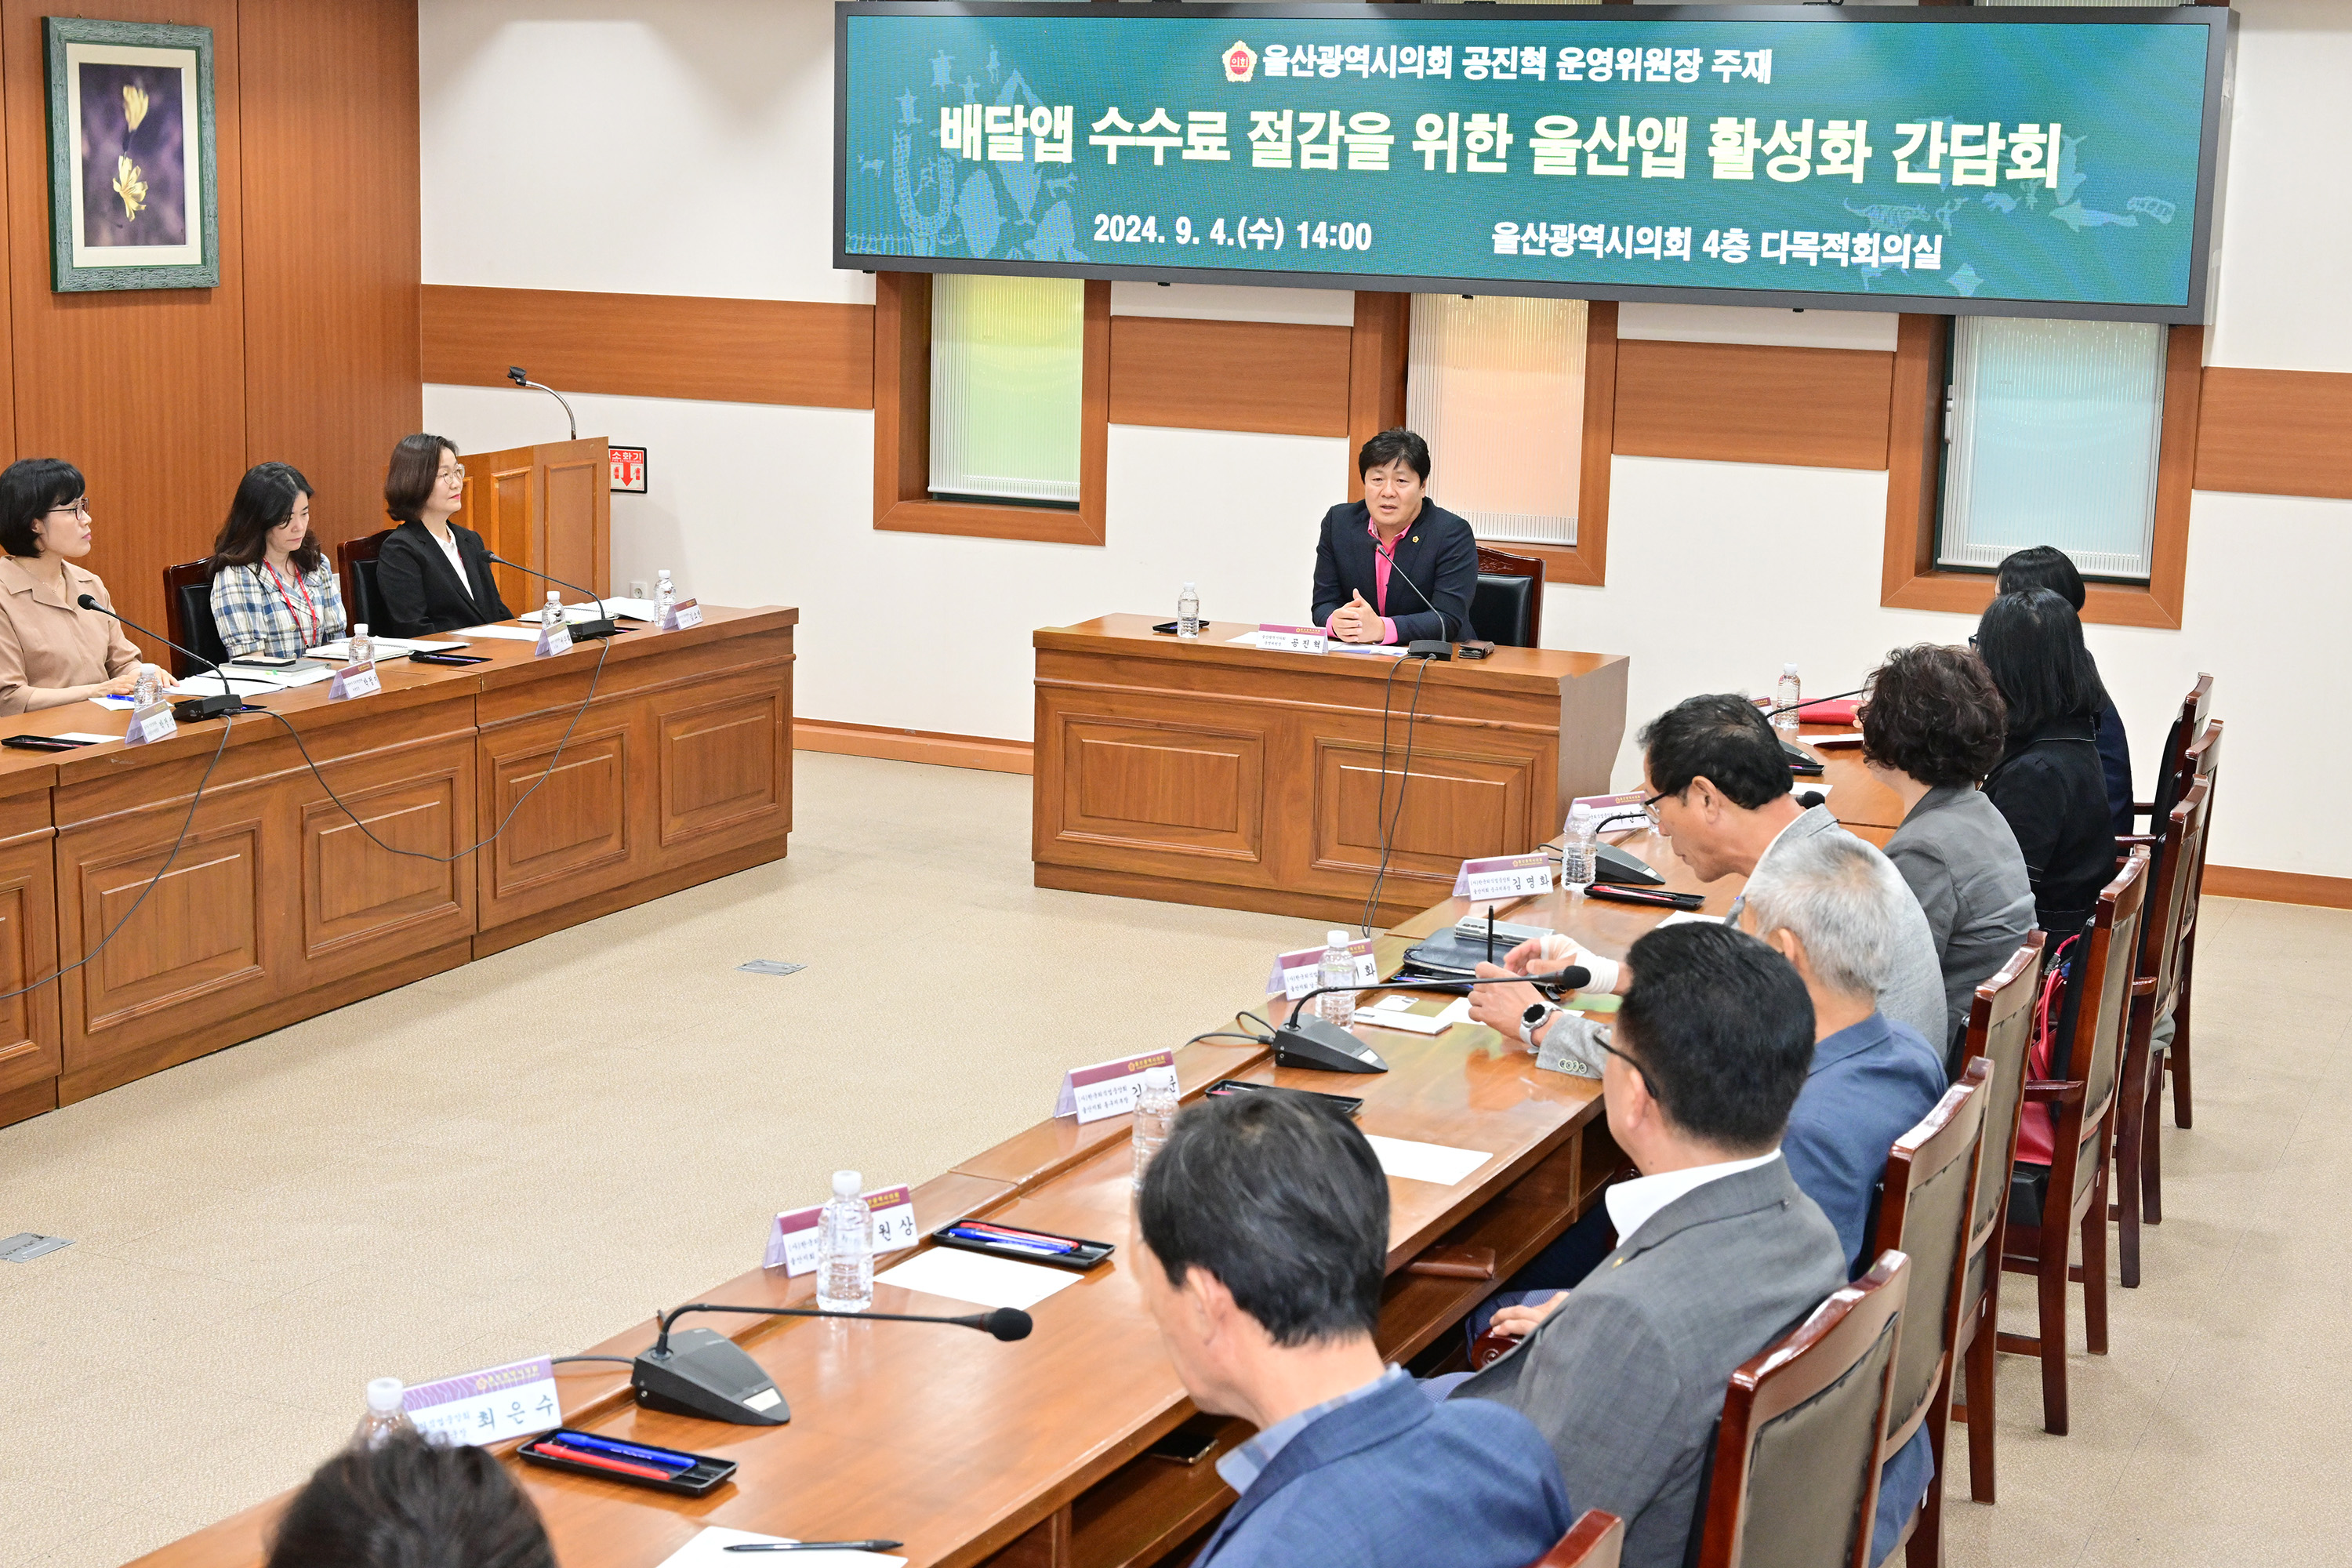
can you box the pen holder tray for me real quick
[517,1428,737,1495]
[928,1222,1115,1272]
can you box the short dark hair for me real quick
[1975,589,2107,739]
[0,458,85,559]
[1860,643,2009,787]
[1615,922,1815,1154]
[210,462,321,577]
[265,1432,554,1568]
[1138,1089,1387,1346]
[384,433,459,526]
[1638,692,1792,810]
[1356,426,1430,481]
[1994,545,2086,611]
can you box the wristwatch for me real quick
[1519,1001,1557,1048]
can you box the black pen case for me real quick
[517,1428,736,1495]
[928,1221,1115,1272]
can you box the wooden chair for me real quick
[1693,1251,1910,1568]
[2165,720,2222,1133]
[2111,771,2214,1287]
[1471,543,1545,648]
[337,528,394,632]
[1998,849,2149,1436]
[2125,677,2212,1131]
[160,557,231,679]
[1525,1510,1624,1568]
[1875,1059,1991,1568]
[1949,935,2045,1506]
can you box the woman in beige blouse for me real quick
[0,459,144,716]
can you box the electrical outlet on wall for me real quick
[629,579,648,599]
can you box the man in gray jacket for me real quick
[1449,921,1849,1568]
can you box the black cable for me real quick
[1359,654,1433,936]
[550,1356,633,1368]
[0,709,239,1004]
[1236,1009,1274,1038]
[1357,655,1406,937]
[1186,1029,1268,1047]
[257,631,613,863]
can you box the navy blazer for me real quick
[1311,500,1479,644]
[1196,1371,1572,1568]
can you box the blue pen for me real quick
[945,1226,1073,1256]
[545,1431,696,1470]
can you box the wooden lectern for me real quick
[455,436,612,611]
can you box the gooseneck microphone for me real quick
[1374,543,1459,660]
[1272,967,1592,1073]
[632,1300,1035,1425]
[482,552,619,641]
[75,593,249,720]
[506,365,579,441]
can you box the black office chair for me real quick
[161,558,232,679]
[1470,544,1545,648]
[338,528,393,630]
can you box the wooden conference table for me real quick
[0,605,795,1131]
[1033,615,1632,927]
[131,729,1876,1568]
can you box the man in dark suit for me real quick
[1311,427,1479,646]
[1447,922,1848,1568]
[1138,1091,1573,1568]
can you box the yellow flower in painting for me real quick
[114,155,147,221]
[124,83,150,131]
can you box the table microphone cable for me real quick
[1358,652,1435,938]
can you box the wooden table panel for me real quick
[0,787,62,1109]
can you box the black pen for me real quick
[724,1543,904,1554]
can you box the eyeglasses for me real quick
[1596,1036,1652,1092]
[1639,787,1675,827]
[45,500,89,519]
[437,465,466,483]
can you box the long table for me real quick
[1033,615,1631,926]
[127,730,1887,1568]
[0,605,796,1129]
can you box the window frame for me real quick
[1880,314,2203,630]
[872,270,1111,546]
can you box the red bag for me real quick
[2013,934,2080,1167]
[1795,697,1861,725]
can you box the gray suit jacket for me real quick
[1450,1158,1847,1568]
[1884,784,2036,1062]
[1754,806,1949,1057]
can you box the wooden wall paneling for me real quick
[0,786,60,1112]
[2194,367,2352,501]
[1106,314,1349,436]
[542,437,612,598]
[1346,291,1410,500]
[3,0,249,645]
[1878,314,1947,612]
[872,274,1109,545]
[422,285,873,411]
[1613,337,1894,470]
[238,0,423,557]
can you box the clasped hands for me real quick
[1327,590,1386,645]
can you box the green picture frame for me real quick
[43,17,219,292]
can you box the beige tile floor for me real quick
[0,752,2339,1567]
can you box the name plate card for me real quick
[659,597,704,631]
[328,659,379,702]
[762,1184,919,1275]
[1267,939,1379,1000]
[1453,853,1554,902]
[122,700,176,747]
[534,620,572,659]
[1054,1049,1178,1124]
[402,1356,561,1446]
[1256,622,1327,655]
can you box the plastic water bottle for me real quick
[1773,662,1802,736]
[1132,1073,1179,1190]
[1562,803,1599,895]
[652,569,675,628]
[543,590,564,628]
[1316,929,1358,1028]
[130,665,159,708]
[817,1171,874,1313]
[1177,583,1201,639]
[348,624,372,665]
[352,1377,418,1450]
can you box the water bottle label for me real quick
[1453,853,1554,902]
[1268,939,1379,1000]
[1255,622,1329,655]
[122,700,176,747]
[398,1356,561,1447]
[659,597,703,632]
[328,659,380,702]
[1054,1050,1178,1124]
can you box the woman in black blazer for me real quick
[1311,427,1479,646]
[374,434,515,637]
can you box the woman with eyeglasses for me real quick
[207,462,348,660]
[373,434,514,637]
[0,458,147,714]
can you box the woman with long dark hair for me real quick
[207,462,347,659]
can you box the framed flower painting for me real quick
[43,18,219,292]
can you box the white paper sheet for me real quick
[456,624,548,641]
[88,695,136,710]
[207,664,330,688]
[168,677,282,698]
[1357,995,1470,1036]
[1364,1134,1492,1187]
[653,1526,906,1568]
[307,637,462,659]
[875,1247,1083,1311]
[53,732,115,743]
[1225,630,1409,657]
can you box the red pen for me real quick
[531,1439,673,1481]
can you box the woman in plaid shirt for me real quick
[208,463,347,660]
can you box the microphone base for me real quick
[1406,639,1454,661]
[1593,844,1668,887]
[173,693,242,722]
[565,617,619,641]
[1778,737,1825,777]
[631,1328,791,1425]
[1272,1014,1389,1074]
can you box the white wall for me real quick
[419,0,2350,877]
